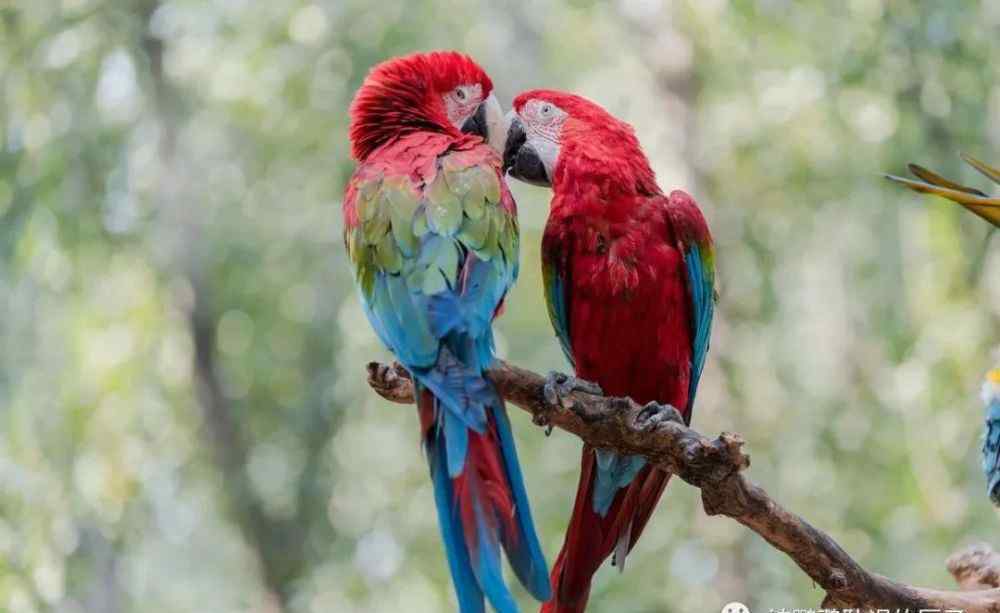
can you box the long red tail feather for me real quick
[451,422,519,551]
[541,447,671,613]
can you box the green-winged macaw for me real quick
[503,90,716,612]
[343,51,550,613]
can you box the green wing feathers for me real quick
[345,150,518,301]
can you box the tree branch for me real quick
[948,544,1000,591]
[366,360,1000,611]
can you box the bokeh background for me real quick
[2,1,1000,611]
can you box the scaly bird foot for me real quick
[635,401,684,431]
[537,371,604,436]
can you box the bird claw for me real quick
[535,371,602,435]
[635,401,683,430]
[531,411,554,436]
[543,371,603,408]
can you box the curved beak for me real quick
[502,114,550,187]
[460,103,488,139]
[460,93,507,153]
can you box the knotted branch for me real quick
[367,359,1000,610]
[948,544,1000,591]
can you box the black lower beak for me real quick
[502,117,550,187]
[460,103,489,140]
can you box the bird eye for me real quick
[455,87,466,101]
[541,103,552,116]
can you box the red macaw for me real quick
[503,90,716,612]
[344,52,550,612]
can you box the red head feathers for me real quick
[348,51,494,161]
[510,89,658,197]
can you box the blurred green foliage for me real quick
[1,1,999,612]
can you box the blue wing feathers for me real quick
[427,292,466,339]
[684,244,714,416]
[427,257,499,341]
[547,273,574,368]
[474,329,497,371]
[443,409,471,478]
[364,274,438,367]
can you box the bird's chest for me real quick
[545,215,672,299]
[543,215,693,408]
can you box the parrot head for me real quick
[348,51,505,161]
[983,368,1000,406]
[502,89,656,194]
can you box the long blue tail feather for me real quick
[443,407,471,478]
[491,402,553,601]
[592,450,646,517]
[472,503,520,613]
[427,413,487,613]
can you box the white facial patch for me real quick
[531,138,561,178]
[443,83,483,129]
[520,99,568,178]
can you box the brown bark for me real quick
[366,360,1000,612]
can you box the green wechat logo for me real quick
[721,602,750,613]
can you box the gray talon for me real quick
[544,371,603,409]
[538,371,603,434]
[532,407,555,436]
[636,402,682,429]
[574,378,604,396]
[543,376,560,407]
